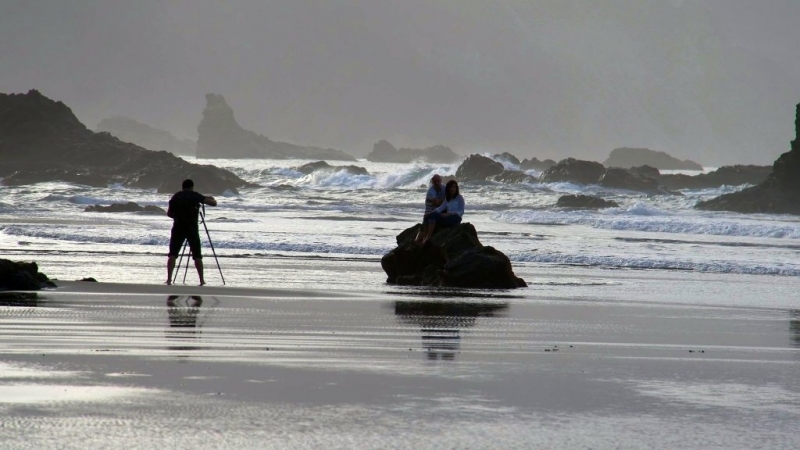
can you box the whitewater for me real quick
[2,155,800,304]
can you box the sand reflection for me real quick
[394,300,508,361]
[165,295,205,354]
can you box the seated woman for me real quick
[417,179,465,245]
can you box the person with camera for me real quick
[165,179,217,285]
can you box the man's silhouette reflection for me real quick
[395,300,508,361]
[791,310,800,348]
[166,295,203,352]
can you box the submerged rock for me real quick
[455,154,505,181]
[556,195,619,209]
[604,147,703,171]
[84,202,166,214]
[366,140,460,163]
[0,90,252,195]
[696,103,800,215]
[381,223,527,289]
[0,259,56,291]
[196,93,355,161]
[539,158,605,185]
[296,161,369,176]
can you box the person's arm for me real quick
[428,200,447,215]
[453,196,465,217]
[203,196,218,207]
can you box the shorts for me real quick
[168,226,202,260]
[422,212,462,227]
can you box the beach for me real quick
[1,273,798,449]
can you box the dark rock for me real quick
[489,170,538,184]
[630,165,661,179]
[491,152,521,166]
[366,140,460,163]
[78,277,98,282]
[381,223,526,289]
[96,116,196,156]
[556,195,619,209]
[0,259,56,291]
[539,158,605,185]
[84,202,166,214]
[196,93,355,161]
[0,90,252,195]
[604,147,703,170]
[660,165,772,190]
[296,161,369,176]
[598,167,663,193]
[696,103,800,215]
[520,157,556,171]
[455,154,505,181]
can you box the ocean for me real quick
[2,155,799,306]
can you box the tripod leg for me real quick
[182,250,192,284]
[200,211,225,285]
[173,239,188,285]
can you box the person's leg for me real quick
[421,212,441,244]
[166,228,185,285]
[187,231,204,285]
[166,256,177,285]
[194,260,205,286]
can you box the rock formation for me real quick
[598,167,665,193]
[366,140,460,163]
[0,260,56,291]
[659,165,771,190]
[381,223,526,289]
[539,158,606,185]
[296,161,369,176]
[455,154,505,181]
[196,94,355,161]
[84,202,166,214]
[696,103,800,215]
[0,90,252,195]
[520,157,556,171]
[604,147,703,171]
[491,152,521,166]
[96,116,196,156]
[556,195,619,209]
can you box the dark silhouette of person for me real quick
[418,179,465,245]
[165,179,217,285]
[414,174,446,244]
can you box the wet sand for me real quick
[1,281,799,449]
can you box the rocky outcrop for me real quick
[540,158,606,185]
[492,152,521,166]
[598,167,664,193]
[488,170,537,184]
[96,116,196,156]
[660,165,771,190]
[520,157,556,171]
[0,260,56,291]
[556,195,619,209]
[0,90,252,195]
[296,161,369,176]
[696,104,800,215]
[381,223,526,289]
[366,140,460,163]
[455,154,505,181]
[196,93,355,161]
[604,147,703,171]
[84,202,166,214]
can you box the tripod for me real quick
[172,205,226,285]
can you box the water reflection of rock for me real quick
[0,292,38,307]
[394,301,509,361]
[791,310,800,347]
[166,295,203,352]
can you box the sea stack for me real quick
[696,103,800,214]
[196,93,355,161]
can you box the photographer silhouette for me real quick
[165,179,217,285]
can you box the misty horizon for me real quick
[2,0,800,165]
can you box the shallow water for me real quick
[0,284,798,449]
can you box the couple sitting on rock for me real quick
[414,174,465,245]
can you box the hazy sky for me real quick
[2,0,799,164]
